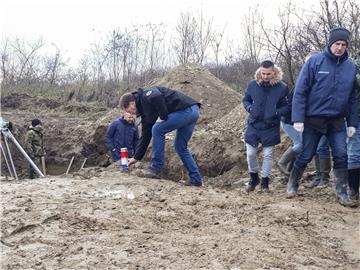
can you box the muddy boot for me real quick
[286,157,296,175]
[304,155,321,188]
[261,177,270,193]
[348,168,360,201]
[143,167,162,179]
[246,172,260,192]
[316,157,331,189]
[277,147,297,176]
[334,169,357,207]
[286,165,305,198]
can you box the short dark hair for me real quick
[260,60,274,69]
[119,93,136,109]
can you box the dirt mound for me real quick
[164,104,248,181]
[1,93,62,110]
[148,64,242,125]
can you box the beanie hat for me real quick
[31,119,42,127]
[328,27,351,46]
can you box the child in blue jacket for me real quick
[105,109,139,162]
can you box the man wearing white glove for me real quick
[287,27,358,207]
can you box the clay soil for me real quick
[1,168,359,270]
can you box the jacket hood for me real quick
[255,65,283,86]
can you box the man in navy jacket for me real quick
[288,27,358,207]
[243,60,290,192]
[123,87,203,187]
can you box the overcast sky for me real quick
[1,0,316,65]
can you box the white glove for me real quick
[347,127,356,138]
[293,122,304,133]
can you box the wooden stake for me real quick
[66,156,74,175]
[41,156,47,176]
[80,158,87,170]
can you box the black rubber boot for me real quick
[305,155,320,188]
[334,169,357,207]
[316,157,331,188]
[348,168,360,201]
[277,147,297,176]
[286,165,305,198]
[261,177,270,193]
[286,158,296,175]
[246,172,260,192]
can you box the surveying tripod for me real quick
[0,118,44,180]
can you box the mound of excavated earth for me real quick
[148,64,242,125]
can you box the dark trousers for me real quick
[29,157,41,179]
[294,125,347,170]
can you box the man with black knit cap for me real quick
[25,119,45,179]
[288,27,359,207]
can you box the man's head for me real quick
[31,119,42,128]
[259,60,275,82]
[328,27,351,57]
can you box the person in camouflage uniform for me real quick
[25,119,45,179]
[347,53,360,201]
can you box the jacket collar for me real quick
[324,46,349,63]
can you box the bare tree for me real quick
[11,38,44,83]
[194,10,213,64]
[242,7,263,65]
[210,25,226,76]
[174,12,197,64]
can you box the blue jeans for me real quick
[281,122,302,153]
[294,124,347,170]
[316,136,331,158]
[348,123,360,169]
[151,105,202,184]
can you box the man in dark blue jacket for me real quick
[243,60,290,192]
[123,87,203,187]
[288,27,358,207]
[105,106,139,162]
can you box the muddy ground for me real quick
[0,167,359,270]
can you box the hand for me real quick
[111,150,120,162]
[347,126,356,138]
[128,158,138,166]
[123,111,135,123]
[293,122,304,133]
